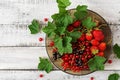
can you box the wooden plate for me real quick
[46,9,112,75]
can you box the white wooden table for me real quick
[0,0,120,80]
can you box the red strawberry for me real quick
[99,42,106,51]
[72,20,81,28]
[90,46,99,55]
[93,29,104,41]
[67,25,74,32]
[97,52,104,57]
[78,34,85,41]
[86,33,93,41]
[91,39,99,46]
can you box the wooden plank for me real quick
[0,47,119,70]
[0,70,119,80]
[0,24,46,47]
[0,47,48,69]
[0,0,120,24]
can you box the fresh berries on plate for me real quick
[99,42,106,51]
[93,29,104,41]
[86,33,93,41]
[72,20,81,28]
[91,39,99,46]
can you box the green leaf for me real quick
[88,56,106,71]
[54,36,63,53]
[108,73,120,80]
[68,31,82,42]
[113,44,120,59]
[54,36,72,55]
[28,19,41,34]
[82,17,96,30]
[62,36,72,53]
[57,27,66,35]
[57,0,71,13]
[74,5,88,20]
[52,13,73,27]
[42,22,57,38]
[38,57,53,73]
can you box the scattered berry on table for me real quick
[39,74,44,78]
[44,18,48,22]
[90,77,94,80]
[39,37,43,42]
[108,60,112,64]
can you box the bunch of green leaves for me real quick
[113,44,120,59]
[42,0,74,55]
[38,57,53,73]
[88,56,106,71]
[108,73,120,80]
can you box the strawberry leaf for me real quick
[113,44,120,59]
[88,56,106,71]
[57,0,71,13]
[54,36,72,55]
[57,27,66,35]
[67,31,82,42]
[54,36,63,54]
[42,22,57,38]
[62,36,72,53]
[52,13,73,27]
[108,73,120,80]
[74,5,88,20]
[82,17,96,30]
[38,57,53,73]
[28,19,41,34]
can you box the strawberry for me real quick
[99,42,106,51]
[91,39,99,46]
[92,29,104,41]
[97,52,104,57]
[86,33,93,41]
[67,25,74,32]
[90,46,99,55]
[72,20,81,28]
[78,34,85,41]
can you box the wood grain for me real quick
[0,24,46,47]
[0,0,120,24]
[0,47,47,69]
[0,70,119,80]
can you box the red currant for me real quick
[39,37,43,42]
